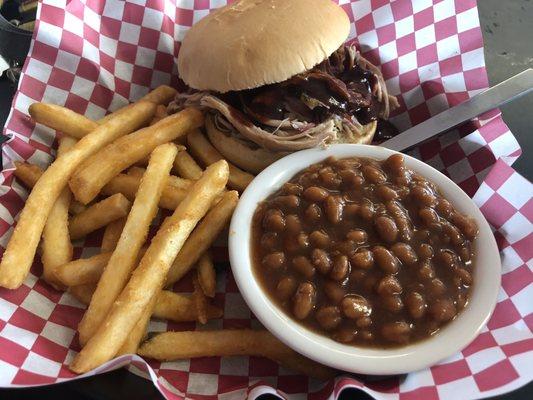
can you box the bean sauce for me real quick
[251,155,478,348]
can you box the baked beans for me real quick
[252,155,477,347]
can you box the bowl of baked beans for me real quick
[229,144,501,375]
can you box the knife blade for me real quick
[380,68,533,152]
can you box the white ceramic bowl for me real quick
[229,144,501,375]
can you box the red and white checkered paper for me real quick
[0,0,531,399]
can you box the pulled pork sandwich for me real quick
[169,0,399,173]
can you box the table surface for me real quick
[0,0,531,399]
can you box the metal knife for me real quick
[380,68,533,152]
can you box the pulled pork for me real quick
[168,45,398,151]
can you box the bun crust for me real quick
[178,0,350,93]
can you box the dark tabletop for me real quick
[0,0,531,399]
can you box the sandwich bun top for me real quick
[178,0,350,93]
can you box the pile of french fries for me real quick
[1,86,333,380]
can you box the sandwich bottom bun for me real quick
[205,114,377,174]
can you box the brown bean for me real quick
[436,198,453,218]
[451,213,479,240]
[311,248,332,275]
[419,207,439,226]
[455,268,473,286]
[309,230,330,249]
[438,250,457,268]
[263,209,285,232]
[283,236,301,254]
[359,201,375,221]
[319,169,341,188]
[382,295,404,312]
[390,243,417,266]
[341,295,371,319]
[262,252,285,270]
[385,154,405,172]
[332,327,357,343]
[292,256,315,278]
[356,316,372,328]
[260,232,279,250]
[350,250,374,269]
[315,306,342,330]
[296,233,310,250]
[411,185,437,207]
[275,195,300,209]
[323,281,345,303]
[428,278,446,297]
[376,185,398,201]
[343,203,360,218]
[386,201,413,242]
[334,240,357,256]
[417,243,434,260]
[443,223,464,245]
[375,216,399,243]
[381,321,411,343]
[276,277,297,300]
[304,203,322,222]
[303,186,329,202]
[429,298,457,322]
[330,255,350,281]
[285,214,301,233]
[346,229,367,244]
[359,330,374,341]
[362,165,387,184]
[405,291,426,318]
[418,260,435,280]
[373,246,399,273]
[458,244,472,262]
[282,182,303,196]
[376,275,402,295]
[292,282,316,320]
[325,195,344,224]
[339,169,363,188]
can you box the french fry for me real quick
[192,276,208,324]
[197,253,216,298]
[56,253,111,287]
[173,150,203,180]
[117,292,157,355]
[137,330,336,380]
[99,86,177,124]
[71,286,222,322]
[166,190,238,286]
[126,167,146,178]
[14,162,88,215]
[69,194,131,241]
[69,200,87,215]
[152,290,222,322]
[78,144,178,345]
[102,174,188,210]
[29,104,99,139]
[0,102,156,289]
[167,175,194,190]
[57,246,148,287]
[69,284,95,305]
[70,108,203,204]
[101,218,126,252]
[13,161,42,187]
[70,160,229,373]
[187,129,254,192]
[41,136,77,288]
[150,104,168,126]
[140,85,177,105]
